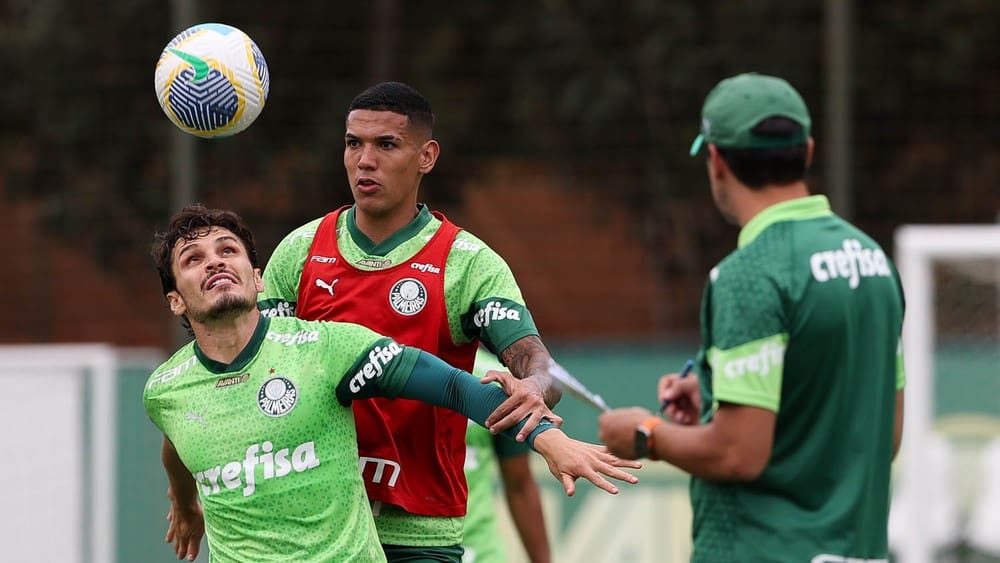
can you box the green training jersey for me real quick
[691,196,905,563]
[260,204,538,357]
[259,204,538,546]
[144,316,419,563]
[462,349,532,563]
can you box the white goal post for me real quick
[894,225,1000,563]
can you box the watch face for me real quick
[634,428,650,458]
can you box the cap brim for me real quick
[689,134,705,157]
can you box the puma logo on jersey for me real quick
[315,277,338,296]
[348,342,404,393]
[194,440,320,498]
[810,238,892,289]
[185,411,206,427]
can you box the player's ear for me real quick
[805,137,815,169]
[253,268,264,293]
[418,139,440,174]
[707,144,727,181]
[166,290,187,317]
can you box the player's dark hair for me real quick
[151,203,259,296]
[347,81,435,135]
[715,117,809,189]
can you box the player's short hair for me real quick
[347,81,435,135]
[151,204,259,296]
[715,117,809,189]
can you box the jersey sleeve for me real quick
[493,433,532,459]
[450,232,539,355]
[707,258,789,413]
[259,219,321,317]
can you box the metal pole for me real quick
[169,0,197,350]
[824,0,853,220]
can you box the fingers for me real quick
[184,537,201,561]
[560,474,576,496]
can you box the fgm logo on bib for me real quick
[389,278,427,316]
[258,376,298,417]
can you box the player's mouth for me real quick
[203,272,239,292]
[355,177,381,195]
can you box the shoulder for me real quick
[448,230,509,269]
[267,316,381,344]
[274,217,325,253]
[144,345,198,396]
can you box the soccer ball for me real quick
[154,23,270,138]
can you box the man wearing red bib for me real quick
[260,82,565,562]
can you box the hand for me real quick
[659,372,701,425]
[165,487,204,561]
[532,430,641,495]
[598,407,657,459]
[481,369,564,440]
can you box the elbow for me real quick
[715,447,770,482]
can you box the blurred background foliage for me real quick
[0,0,997,346]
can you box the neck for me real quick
[354,203,419,245]
[191,311,259,365]
[734,181,811,227]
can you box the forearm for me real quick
[161,436,199,506]
[500,335,561,406]
[652,406,773,482]
[399,351,556,447]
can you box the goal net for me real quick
[892,225,1000,563]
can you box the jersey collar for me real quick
[346,203,433,256]
[738,195,833,248]
[194,314,271,374]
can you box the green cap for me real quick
[689,73,811,156]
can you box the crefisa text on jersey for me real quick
[348,342,404,393]
[195,440,320,498]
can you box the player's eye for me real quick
[345,139,360,148]
[380,141,396,149]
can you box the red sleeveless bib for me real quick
[297,206,477,515]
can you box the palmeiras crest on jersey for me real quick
[389,278,427,316]
[257,376,298,417]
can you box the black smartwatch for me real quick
[634,416,664,459]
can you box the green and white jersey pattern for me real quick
[462,349,531,563]
[691,196,905,562]
[260,204,538,356]
[144,316,419,563]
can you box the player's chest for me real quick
[161,361,347,465]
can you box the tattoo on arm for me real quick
[500,336,561,406]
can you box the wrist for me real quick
[529,427,562,453]
[634,416,665,460]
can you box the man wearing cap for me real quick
[598,73,906,562]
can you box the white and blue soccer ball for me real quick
[154,23,270,138]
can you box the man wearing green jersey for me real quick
[146,205,639,562]
[463,348,550,563]
[258,81,573,561]
[598,73,905,562]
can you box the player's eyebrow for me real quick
[175,232,241,261]
[344,132,404,143]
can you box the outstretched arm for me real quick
[161,436,204,561]
[364,349,640,495]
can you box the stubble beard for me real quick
[189,293,257,324]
